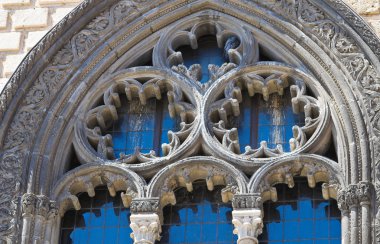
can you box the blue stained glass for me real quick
[299,200,313,219]
[266,222,283,241]
[202,224,218,242]
[70,228,88,244]
[187,206,202,223]
[104,95,180,158]
[284,221,299,241]
[158,182,236,244]
[104,228,118,243]
[88,228,104,242]
[283,203,298,220]
[230,90,305,153]
[169,225,186,243]
[118,227,133,244]
[330,219,341,238]
[259,178,341,243]
[178,36,226,84]
[314,201,329,219]
[60,187,133,244]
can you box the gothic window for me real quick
[259,178,341,243]
[158,181,237,244]
[103,95,180,158]
[229,89,305,153]
[60,187,132,244]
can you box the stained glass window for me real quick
[60,187,132,244]
[259,178,341,244]
[158,181,237,244]
[104,94,180,158]
[229,89,305,152]
[177,36,227,83]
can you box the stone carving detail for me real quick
[158,164,241,207]
[130,213,161,244]
[335,182,373,210]
[232,209,263,244]
[232,194,262,210]
[0,0,378,241]
[210,67,324,158]
[83,74,195,162]
[0,0,157,239]
[21,194,58,220]
[130,198,160,214]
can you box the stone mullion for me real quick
[231,194,263,244]
[129,198,162,244]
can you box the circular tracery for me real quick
[202,63,331,163]
[74,68,198,164]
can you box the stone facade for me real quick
[0,0,81,90]
[0,0,379,92]
[0,0,379,243]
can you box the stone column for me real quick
[43,201,59,244]
[21,193,37,244]
[337,188,350,244]
[357,182,372,244]
[231,194,263,244]
[129,198,162,244]
[346,184,359,244]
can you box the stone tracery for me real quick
[0,0,378,243]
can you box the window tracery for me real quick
[4,0,377,243]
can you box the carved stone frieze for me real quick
[130,198,160,214]
[130,213,161,244]
[232,194,262,210]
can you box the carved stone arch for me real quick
[0,0,378,243]
[247,154,345,202]
[51,163,146,215]
[146,156,248,207]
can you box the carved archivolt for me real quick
[0,0,378,242]
[146,156,248,207]
[248,154,345,202]
[51,163,146,216]
[202,63,332,168]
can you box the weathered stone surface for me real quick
[345,0,380,15]
[25,30,47,51]
[0,32,21,51]
[0,10,8,29]
[12,8,49,29]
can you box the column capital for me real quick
[130,213,161,244]
[232,209,263,244]
[232,193,262,210]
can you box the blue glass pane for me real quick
[158,182,235,244]
[70,228,88,244]
[230,90,305,153]
[178,36,226,83]
[104,95,180,158]
[266,222,283,241]
[259,178,341,243]
[60,187,133,244]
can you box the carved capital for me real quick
[357,181,372,205]
[232,209,263,244]
[130,213,161,244]
[336,187,349,212]
[21,193,37,216]
[130,198,160,215]
[47,201,59,221]
[35,195,50,218]
[232,194,262,210]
